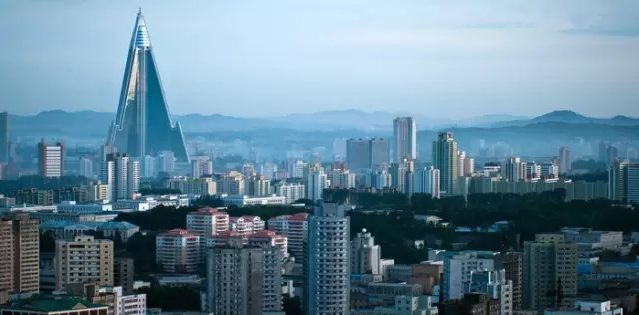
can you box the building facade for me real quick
[38,140,65,177]
[156,229,200,273]
[393,117,417,161]
[54,236,114,290]
[432,132,459,195]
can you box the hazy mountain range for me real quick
[6,109,639,138]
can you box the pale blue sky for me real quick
[0,0,638,118]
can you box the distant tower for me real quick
[558,147,571,174]
[102,153,140,201]
[432,132,459,195]
[393,117,417,161]
[38,139,65,177]
[0,112,8,163]
[107,10,189,162]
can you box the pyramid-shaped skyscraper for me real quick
[107,9,189,162]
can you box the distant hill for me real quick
[6,109,639,139]
[492,110,639,127]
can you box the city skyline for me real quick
[1,1,638,118]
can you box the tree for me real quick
[40,231,57,252]
[283,295,303,315]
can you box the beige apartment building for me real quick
[523,233,577,310]
[55,236,114,290]
[0,214,40,299]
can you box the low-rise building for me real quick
[561,227,624,257]
[544,300,623,315]
[40,221,139,241]
[56,201,113,213]
[0,297,109,315]
[220,194,286,207]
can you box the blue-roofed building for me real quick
[39,221,139,241]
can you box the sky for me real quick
[0,0,638,119]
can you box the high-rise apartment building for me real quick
[229,216,265,235]
[370,138,390,170]
[166,177,216,195]
[413,166,441,198]
[186,207,229,261]
[306,168,328,201]
[470,270,513,315]
[1,214,41,299]
[393,117,417,161]
[268,212,309,259]
[206,230,288,259]
[113,257,135,292]
[0,112,8,163]
[495,252,523,311]
[55,236,113,290]
[38,140,65,177]
[141,155,156,178]
[260,162,277,180]
[247,176,271,196]
[609,161,639,204]
[156,229,200,273]
[432,132,459,195]
[102,153,140,201]
[288,160,307,178]
[191,156,213,178]
[559,147,571,174]
[157,151,175,174]
[79,156,94,178]
[346,138,372,170]
[523,233,577,309]
[305,202,350,315]
[351,229,382,275]
[205,236,283,315]
[274,182,305,204]
[607,145,619,167]
[215,171,245,195]
[107,10,189,162]
[503,157,526,183]
[327,169,356,189]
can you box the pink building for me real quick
[186,207,229,237]
[268,212,308,258]
[156,229,200,273]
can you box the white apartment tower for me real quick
[102,153,140,201]
[442,251,496,301]
[305,202,350,315]
[307,167,328,201]
[268,212,309,259]
[351,229,381,275]
[393,117,417,161]
[413,166,441,198]
[274,182,305,204]
[191,156,213,178]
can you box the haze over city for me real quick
[1,0,639,118]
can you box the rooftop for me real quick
[159,228,198,237]
[3,297,107,312]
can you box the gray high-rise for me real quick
[432,132,459,195]
[205,236,283,315]
[305,202,350,315]
[0,112,8,163]
[393,117,417,161]
[107,10,189,162]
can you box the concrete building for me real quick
[305,202,351,315]
[370,138,391,170]
[229,216,265,235]
[0,296,109,315]
[432,132,459,195]
[114,257,135,292]
[274,182,305,204]
[56,201,112,213]
[186,207,229,239]
[55,236,114,290]
[247,176,271,196]
[66,283,147,315]
[559,147,572,174]
[495,252,523,311]
[609,161,639,204]
[544,300,623,315]
[306,168,328,201]
[102,153,140,201]
[413,167,441,198]
[79,156,94,179]
[0,214,40,295]
[191,156,213,178]
[523,233,578,309]
[347,138,373,170]
[393,117,417,161]
[351,229,382,275]
[38,140,65,177]
[215,171,245,195]
[469,269,513,315]
[268,212,309,259]
[442,251,497,301]
[205,236,283,315]
[438,293,500,315]
[363,295,438,315]
[166,177,216,196]
[40,221,139,241]
[561,227,624,257]
[206,230,288,259]
[328,169,356,189]
[220,194,286,206]
[503,157,526,183]
[155,229,200,273]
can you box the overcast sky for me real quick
[1,0,638,119]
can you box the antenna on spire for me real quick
[138,6,142,15]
